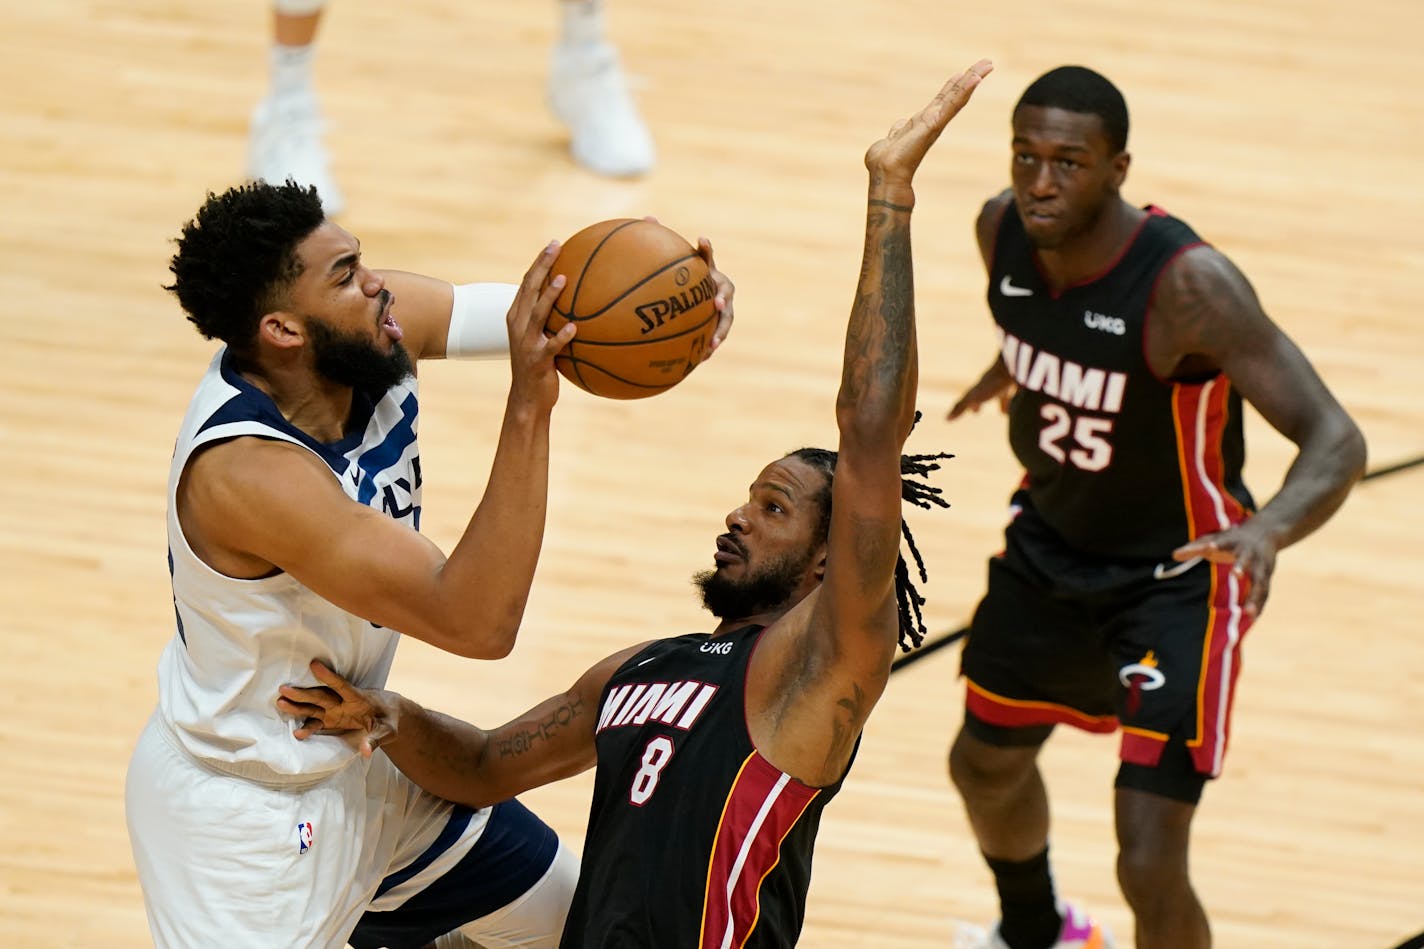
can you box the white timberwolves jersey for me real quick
[157,349,422,778]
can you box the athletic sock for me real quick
[558,0,605,47]
[268,43,316,99]
[985,847,1062,949]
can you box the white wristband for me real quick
[446,283,516,359]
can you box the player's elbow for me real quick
[1340,421,1368,483]
[426,592,528,659]
[437,622,519,660]
[1319,412,1367,486]
[835,394,903,450]
[464,631,518,660]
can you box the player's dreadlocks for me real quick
[788,413,951,653]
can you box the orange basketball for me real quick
[546,218,719,399]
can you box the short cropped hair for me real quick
[166,180,326,354]
[1015,65,1129,154]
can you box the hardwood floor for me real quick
[2,0,1420,945]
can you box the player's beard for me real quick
[307,316,413,393]
[693,549,814,620]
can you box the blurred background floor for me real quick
[2,1,1421,945]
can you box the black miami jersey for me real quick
[559,624,845,948]
[989,202,1255,559]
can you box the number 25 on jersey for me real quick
[1039,404,1114,471]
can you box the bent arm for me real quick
[367,647,642,806]
[183,247,575,658]
[381,683,597,809]
[185,426,549,658]
[281,648,642,808]
[1153,247,1367,550]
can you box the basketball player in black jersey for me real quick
[944,66,1367,949]
[274,60,994,948]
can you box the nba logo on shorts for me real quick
[297,821,315,855]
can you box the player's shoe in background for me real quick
[548,40,655,177]
[953,901,1114,949]
[247,92,345,216]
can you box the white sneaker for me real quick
[548,41,655,177]
[247,92,345,215]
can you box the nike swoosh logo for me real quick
[999,275,1033,297]
[1153,557,1201,580]
[636,656,657,667]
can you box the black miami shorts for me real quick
[959,502,1255,799]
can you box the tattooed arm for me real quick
[1150,245,1366,616]
[824,61,995,708]
[745,62,992,788]
[278,648,645,808]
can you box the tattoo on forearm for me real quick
[843,221,913,401]
[842,292,874,402]
[875,229,913,384]
[869,198,913,213]
[493,692,584,760]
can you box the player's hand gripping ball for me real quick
[546,218,719,399]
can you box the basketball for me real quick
[546,218,719,399]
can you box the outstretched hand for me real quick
[277,660,396,758]
[864,59,993,189]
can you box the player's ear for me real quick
[1110,149,1131,189]
[257,311,305,350]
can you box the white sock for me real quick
[268,43,316,100]
[559,0,605,47]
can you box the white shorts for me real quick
[126,713,574,949]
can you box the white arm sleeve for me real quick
[445,283,517,359]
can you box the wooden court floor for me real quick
[2,0,1421,946]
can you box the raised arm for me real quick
[277,648,644,808]
[823,62,994,683]
[1153,245,1367,615]
[378,230,737,364]
[748,61,991,787]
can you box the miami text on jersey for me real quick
[998,329,1128,414]
[596,681,719,734]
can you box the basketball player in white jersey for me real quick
[124,180,733,949]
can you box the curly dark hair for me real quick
[165,180,326,355]
[787,412,952,653]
